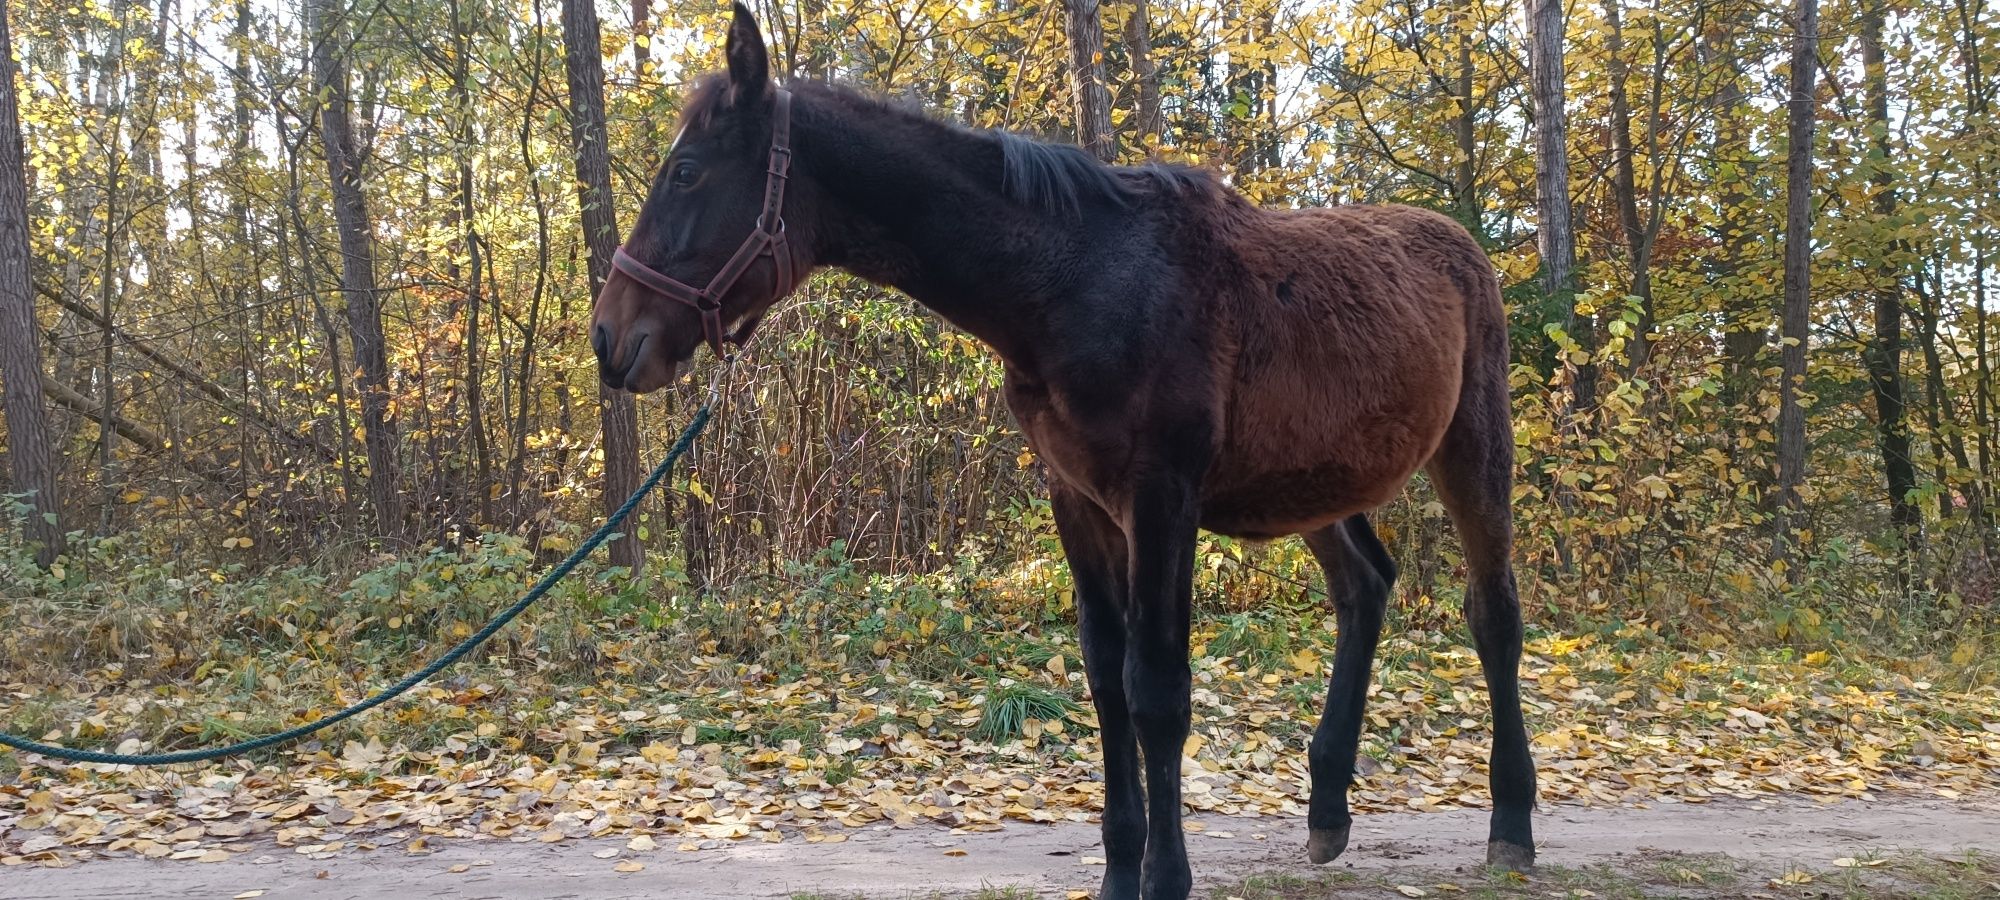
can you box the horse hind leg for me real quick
[1426,382,1537,872]
[1302,514,1394,865]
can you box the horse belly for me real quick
[1198,452,1430,539]
[1200,336,1462,538]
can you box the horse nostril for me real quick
[592,322,611,363]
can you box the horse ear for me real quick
[724,2,769,103]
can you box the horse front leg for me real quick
[1122,471,1201,900]
[1051,484,1143,900]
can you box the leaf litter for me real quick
[4,631,1999,869]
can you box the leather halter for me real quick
[612,88,795,359]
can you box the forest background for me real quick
[2,0,1999,775]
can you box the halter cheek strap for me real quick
[612,88,796,359]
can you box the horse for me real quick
[589,6,1535,898]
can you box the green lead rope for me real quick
[0,404,712,767]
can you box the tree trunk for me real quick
[92,7,128,536]
[276,93,363,534]
[1976,247,1995,562]
[1860,1,1919,560]
[512,0,554,529]
[1525,0,1585,409]
[561,0,645,573]
[452,0,493,528]
[125,0,172,290]
[1604,0,1655,373]
[631,0,651,72]
[36,282,332,461]
[1960,0,1997,560]
[1524,0,1583,573]
[41,375,167,454]
[1453,2,1479,232]
[1062,0,1115,162]
[0,3,63,565]
[1917,259,1969,523]
[1773,0,1819,578]
[1256,10,1279,171]
[308,0,403,540]
[631,0,658,138]
[1121,0,1160,145]
[1706,15,1764,421]
[232,0,261,488]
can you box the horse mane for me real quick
[767,80,1213,218]
[994,132,1209,217]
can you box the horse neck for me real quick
[794,90,1070,358]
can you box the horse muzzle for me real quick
[591,278,693,394]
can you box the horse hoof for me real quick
[1307,825,1350,864]
[1487,840,1535,873]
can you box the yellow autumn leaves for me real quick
[7,627,2000,872]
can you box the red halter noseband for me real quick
[611,89,796,359]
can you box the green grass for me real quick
[1800,850,2000,900]
[1204,609,1314,671]
[1204,870,1359,898]
[1641,851,1742,890]
[973,678,1079,743]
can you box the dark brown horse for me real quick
[591,6,1534,897]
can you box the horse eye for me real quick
[671,162,698,188]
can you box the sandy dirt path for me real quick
[9,794,2000,899]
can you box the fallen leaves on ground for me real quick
[4,630,2000,868]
